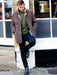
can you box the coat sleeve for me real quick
[11,13,16,34]
[32,11,38,35]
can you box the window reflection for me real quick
[34,0,50,18]
[4,2,12,19]
[36,20,50,38]
[52,20,57,37]
[0,3,2,20]
[51,0,57,18]
[6,22,12,38]
[0,22,3,37]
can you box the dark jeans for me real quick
[19,33,36,68]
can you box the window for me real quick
[4,2,12,19]
[0,22,3,37]
[29,0,57,38]
[0,0,13,38]
[34,0,50,18]
[0,3,2,20]
[5,22,12,38]
[36,20,50,38]
[52,20,57,37]
[51,0,57,18]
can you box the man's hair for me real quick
[17,0,25,6]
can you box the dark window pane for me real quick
[0,22,3,37]
[0,3,2,20]
[4,2,12,19]
[6,22,12,38]
[52,20,57,37]
[51,0,57,18]
[34,0,50,18]
[36,20,50,38]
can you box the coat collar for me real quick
[17,8,28,19]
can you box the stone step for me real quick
[0,62,17,71]
[0,46,17,71]
[0,55,15,62]
[0,46,14,51]
[0,51,14,56]
[0,47,15,61]
[0,51,15,61]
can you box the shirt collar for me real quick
[17,8,27,16]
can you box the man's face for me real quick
[17,4,25,12]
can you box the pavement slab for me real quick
[0,68,57,75]
[47,68,57,74]
[0,68,48,75]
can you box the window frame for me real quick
[0,0,13,38]
[31,0,57,38]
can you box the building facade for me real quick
[0,0,57,69]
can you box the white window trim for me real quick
[32,0,57,39]
[0,0,14,46]
[0,0,13,38]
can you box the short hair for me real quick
[17,0,25,6]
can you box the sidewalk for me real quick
[0,68,56,75]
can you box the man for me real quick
[11,0,37,75]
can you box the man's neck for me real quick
[18,9,25,13]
